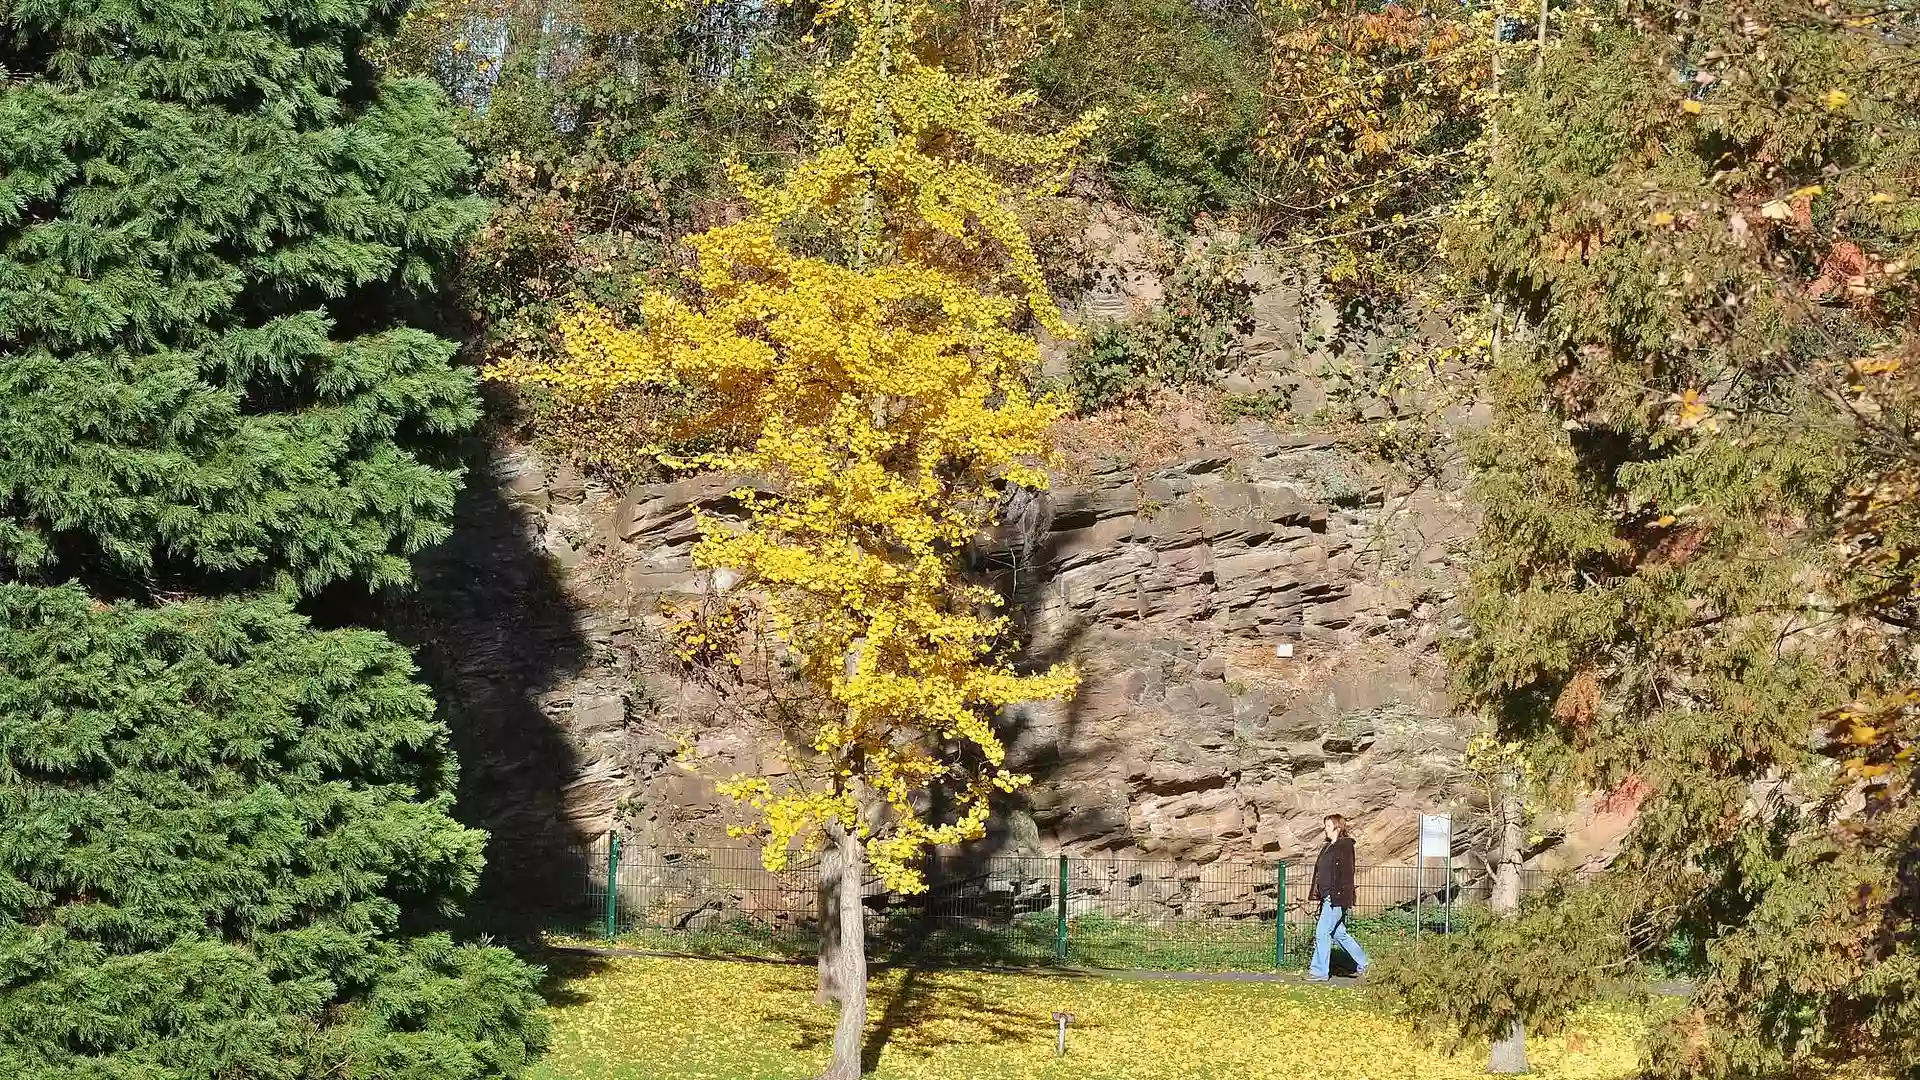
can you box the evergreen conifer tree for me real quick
[1372,0,1920,1074]
[0,587,544,1079]
[0,0,483,593]
[0,0,546,1075]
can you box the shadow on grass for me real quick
[761,966,1043,1071]
[529,946,614,1009]
[862,967,1041,1072]
[861,966,927,1073]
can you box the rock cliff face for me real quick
[984,433,1474,866]
[403,229,1624,910]
[413,434,1480,876]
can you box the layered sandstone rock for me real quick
[399,228,1624,913]
[409,424,1481,875]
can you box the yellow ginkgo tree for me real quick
[488,1,1094,1075]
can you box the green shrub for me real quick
[1022,0,1267,224]
[1064,239,1257,412]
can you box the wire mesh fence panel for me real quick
[1285,862,1555,959]
[541,839,1601,973]
[1280,862,1407,970]
[1062,856,1278,971]
[884,854,1060,966]
[612,844,821,959]
[545,841,611,942]
[1348,864,1440,939]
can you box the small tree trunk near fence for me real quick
[820,818,869,1080]
[1488,767,1530,1073]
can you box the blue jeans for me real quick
[1309,899,1368,979]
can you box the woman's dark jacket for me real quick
[1309,836,1357,909]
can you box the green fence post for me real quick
[1054,855,1069,965]
[604,832,620,943]
[1274,861,1288,969]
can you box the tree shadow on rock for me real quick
[894,482,1137,960]
[950,480,1131,871]
[382,447,597,939]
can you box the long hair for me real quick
[1323,813,1349,838]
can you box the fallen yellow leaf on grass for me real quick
[527,955,1654,1080]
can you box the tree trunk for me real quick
[819,820,868,1080]
[1487,768,1529,1073]
[1489,1021,1530,1075]
[1491,771,1525,916]
[816,836,845,1005]
[1535,0,1549,77]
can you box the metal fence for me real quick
[541,836,1568,973]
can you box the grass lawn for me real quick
[529,952,1653,1080]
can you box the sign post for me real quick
[1419,814,1451,940]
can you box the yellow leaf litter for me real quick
[530,955,1649,1080]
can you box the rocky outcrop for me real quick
[404,220,1625,907]
[425,417,1479,876]
[986,433,1473,866]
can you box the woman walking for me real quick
[1307,813,1368,981]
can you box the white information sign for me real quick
[1419,814,1452,859]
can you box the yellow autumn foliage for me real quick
[486,0,1096,893]
[531,955,1656,1080]
[1261,0,1492,290]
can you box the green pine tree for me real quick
[0,0,485,595]
[0,1,546,1076]
[0,586,545,1080]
